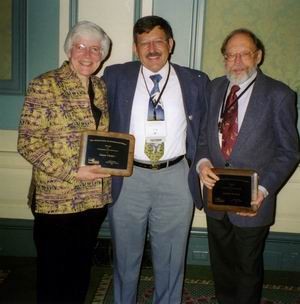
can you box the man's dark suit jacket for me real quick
[102,61,210,208]
[197,69,300,227]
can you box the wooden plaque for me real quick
[79,131,135,177]
[207,168,258,213]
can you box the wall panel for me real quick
[153,0,205,69]
[1,130,299,234]
[77,0,135,71]
[0,130,33,220]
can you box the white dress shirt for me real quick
[130,62,187,161]
[218,71,257,145]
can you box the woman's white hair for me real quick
[64,20,111,59]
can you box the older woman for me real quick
[18,21,111,303]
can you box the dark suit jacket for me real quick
[197,69,300,227]
[102,61,210,208]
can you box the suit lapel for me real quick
[211,79,228,160]
[173,64,199,142]
[119,63,140,129]
[232,72,266,156]
[212,72,268,162]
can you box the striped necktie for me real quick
[144,74,165,164]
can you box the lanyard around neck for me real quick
[141,64,171,107]
[218,77,256,129]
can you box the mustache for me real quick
[146,52,161,58]
[226,66,257,84]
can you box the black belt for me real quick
[134,155,184,170]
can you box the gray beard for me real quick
[226,66,257,85]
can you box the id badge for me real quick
[145,121,167,143]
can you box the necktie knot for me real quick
[226,85,240,108]
[150,74,162,84]
[230,84,240,96]
[150,74,162,96]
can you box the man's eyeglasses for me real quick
[73,43,102,56]
[224,50,258,62]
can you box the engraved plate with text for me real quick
[79,131,135,177]
[207,168,258,213]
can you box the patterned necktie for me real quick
[144,74,165,164]
[147,74,164,121]
[221,85,240,159]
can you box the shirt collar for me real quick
[141,62,170,80]
[235,70,257,91]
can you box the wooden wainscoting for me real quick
[0,129,300,271]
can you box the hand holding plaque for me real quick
[79,131,135,176]
[207,168,258,213]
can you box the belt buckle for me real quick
[151,162,160,170]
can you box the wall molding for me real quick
[1,127,299,270]
[0,0,27,95]
[69,0,78,29]
[0,218,299,271]
[188,0,206,69]
[1,128,300,232]
[187,227,300,271]
[0,130,33,219]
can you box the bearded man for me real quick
[197,28,299,304]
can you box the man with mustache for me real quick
[102,15,210,304]
[198,28,299,303]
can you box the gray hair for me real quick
[221,28,265,66]
[64,20,111,59]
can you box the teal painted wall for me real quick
[0,0,299,130]
[1,218,299,271]
[0,0,59,130]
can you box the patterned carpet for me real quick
[91,274,300,304]
[0,261,299,304]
